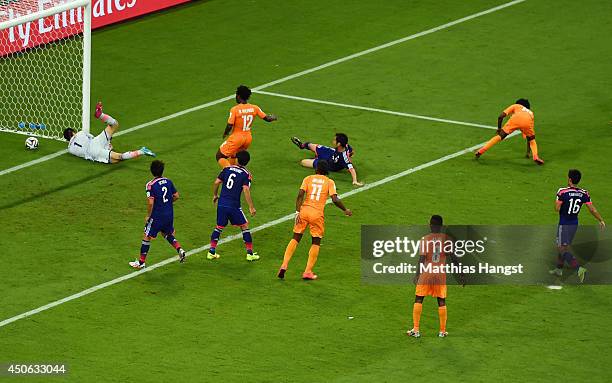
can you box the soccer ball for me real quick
[25,136,39,150]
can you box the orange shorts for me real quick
[415,284,447,298]
[293,207,325,238]
[220,133,252,157]
[502,122,535,138]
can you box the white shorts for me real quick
[88,129,113,164]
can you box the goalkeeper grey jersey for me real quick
[68,131,93,160]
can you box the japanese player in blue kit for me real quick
[550,169,605,282]
[208,151,259,261]
[129,160,187,269]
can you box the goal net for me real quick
[0,0,91,140]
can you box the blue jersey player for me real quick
[208,151,258,261]
[550,169,605,282]
[291,133,364,187]
[129,160,187,269]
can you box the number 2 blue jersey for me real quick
[146,177,177,220]
[217,166,252,208]
[556,186,591,225]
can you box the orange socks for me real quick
[304,244,320,274]
[281,239,298,269]
[438,306,447,332]
[529,140,539,159]
[478,135,502,154]
[217,158,231,168]
[412,303,422,331]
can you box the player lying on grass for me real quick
[549,169,605,282]
[208,150,259,261]
[216,85,277,168]
[407,215,464,339]
[475,98,544,165]
[291,133,364,186]
[63,102,156,164]
[129,160,187,269]
[278,159,352,280]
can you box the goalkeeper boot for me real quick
[578,266,587,283]
[95,101,103,119]
[129,260,145,269]
[406,328,421,338]
[291,137,305,149]
[140,147,156,157]
[207,251,220,260]
[438,331,448,338]
[246,252,260,262]
[178,248,186,263]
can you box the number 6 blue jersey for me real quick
[217,165,252,208]
[556,186,591,225]
[146,177,177,220]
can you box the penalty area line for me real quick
[254,90,497,130]
[0,0,526,177]
[0,138,492,329]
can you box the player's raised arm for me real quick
[586,203,606,229]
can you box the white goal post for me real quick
[0,0,91,140]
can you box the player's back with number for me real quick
[147,177,177,220]
[228,104,267,136]
[218,165,252,208]
[557,186,591,224]
[301,174,336,214]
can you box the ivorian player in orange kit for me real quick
[216,85,277,168]
[278,160,352,280]
[475,98,544,165]
[407,215,463,339]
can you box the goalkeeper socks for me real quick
[242,229,253,255]
[412,303,422,331]
[210,226,223,254]
[99,113,117,126]
[139,240,150,264]
[304,244,320,273]
[478,135,502,154]
[121,150,142,160]
[281,239,299,269]
[438,306,447,332]
[164,234,182,251]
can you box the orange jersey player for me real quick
[215,85,277,168]
[407,215,463,339]
[277,159,352,280]
[475,98,544,165]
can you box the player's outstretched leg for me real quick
[241,225,258,261]
[476,131,507,158]
[279,233,302,279]
[302,237,321,280]
[109,147,156,163]
[164,233,186,263]
[208,226,223,259]
[129,237,151,269]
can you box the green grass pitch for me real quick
[1,0,612,381]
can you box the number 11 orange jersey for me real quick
[294,174,337,238]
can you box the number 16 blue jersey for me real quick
[556,186,591,225]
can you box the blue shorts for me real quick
[217,205,248,227]
[556,224,578,246]
[144,216,174,238]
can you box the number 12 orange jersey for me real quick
[227,103,267,136]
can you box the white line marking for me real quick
[254,90,497,130]
[0,139,490,329]
[0,0,525,177]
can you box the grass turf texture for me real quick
[1,0,612,381]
